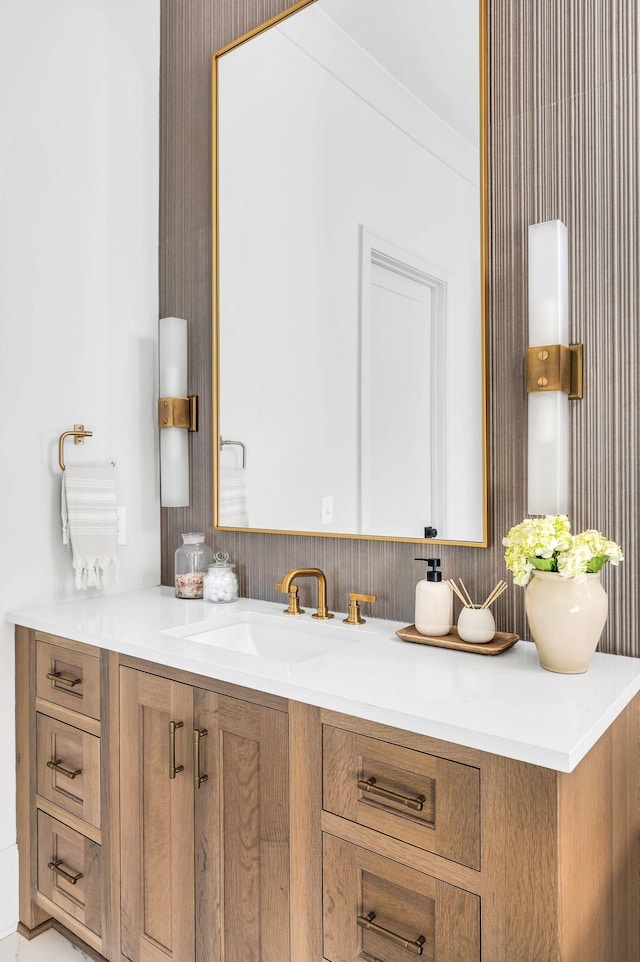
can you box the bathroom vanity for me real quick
[9,588,640,962]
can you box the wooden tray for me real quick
[396,624,519,656]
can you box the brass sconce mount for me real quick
[526,343,583,400]
[158,396,198,431]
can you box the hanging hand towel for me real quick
[218,467,249,526]
[61,466,119,589]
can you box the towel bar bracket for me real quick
[58,425,93,471]
[220,438,246,470]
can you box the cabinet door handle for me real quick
[169,720,184,778]
[47,759,82,780]
[46,670,82,688]
[357,776,425,812]
[193,728,209,790]
[357,912,426,956]
[48,859,84,886]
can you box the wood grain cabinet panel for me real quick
[119,668,195,962]
[36,810,103,939]
[16,635,108,955]
[36,639,101,720]
[119,666,290,962]
[323,724,480,869]
[323,834,480,962]
[36,713,101,829]
[194,689,290,962]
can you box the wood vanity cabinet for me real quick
[16,627,640,962]
[318,707,640,962]
[118,665,290,962]
[321,722,481,961]
[16,629,109,955]
[16,631,291,962]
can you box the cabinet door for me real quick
[323,834,480,962]
[36,639,101,720]
[36,713,101,829]
[120,668,195,962]
[37,810,103,940]
[194,690,290,962]
[323,725,480,869]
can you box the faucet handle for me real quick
[276,582,305,616]
[344,592,377,626]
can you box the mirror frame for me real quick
[211,0,490,547]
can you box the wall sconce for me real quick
[158,316,198,507]
[526,220,583,516]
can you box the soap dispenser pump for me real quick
[414,558,453,637]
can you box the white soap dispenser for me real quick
[415,558,453,636]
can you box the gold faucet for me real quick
[344,592,377,625]
[276,568,334,620]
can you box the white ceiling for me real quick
[318,0,479,147]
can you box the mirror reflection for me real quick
[214,0,488,544]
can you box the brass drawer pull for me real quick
[48,859,84,886]
[357,912,425,956]
[357,776,426,812]
[46,670,82,688]
[47,759,82,780]
[193,728,209,790]
[169,720,184,779]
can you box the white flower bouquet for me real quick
[503,514,623,586]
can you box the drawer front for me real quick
[323,725,480,870]
[36,640,101,720]
[37,810,103,938]
[36,714,101,828]
[323,834,480,962]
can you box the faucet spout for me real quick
[276,568,334,620]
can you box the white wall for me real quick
[0,0,160,936]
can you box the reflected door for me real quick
[360,241,446,537]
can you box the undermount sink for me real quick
[167,609,373,664]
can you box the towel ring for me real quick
[59,425,93,471]
[220,438,246,470]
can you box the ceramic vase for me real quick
[524,570,608,674]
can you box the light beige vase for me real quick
[524,570,608,674]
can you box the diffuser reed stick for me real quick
[448,579,472,608]
[447,578,508,610]
[481,580,508,609]
[458,579,475,608]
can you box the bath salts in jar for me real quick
[175,533,213,599]
[204,551,239,603]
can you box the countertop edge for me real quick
[7,588,640,775]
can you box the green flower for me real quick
[503,516,623,586]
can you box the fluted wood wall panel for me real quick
[161,0,639,655]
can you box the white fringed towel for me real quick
[61,466,119,589]
[218,467,249,526]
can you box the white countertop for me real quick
[7,586,640,773]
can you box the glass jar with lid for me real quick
[174,533,213,599]
[204,551,239,603]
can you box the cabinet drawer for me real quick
[323,725,480,869]
[37,811,103,938]
[36,640,100,720]
[36,714,101,829]
[323,834,480,962]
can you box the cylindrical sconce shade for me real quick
[159,317,190,507]
[527,221,569,516]
[159,316,187,396]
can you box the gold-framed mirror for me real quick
[212,0,489,546]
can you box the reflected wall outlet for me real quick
[321,496,333,525]
[117,505,127,545]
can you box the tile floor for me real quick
[0,930,91,961]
